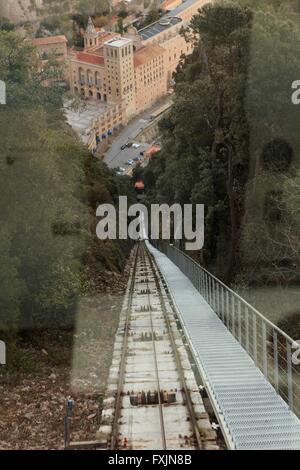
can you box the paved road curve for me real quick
[104,98,170,169]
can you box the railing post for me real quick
[262,321,268,378]
[273,329,279,393]
[221,287,225,324]
[212,279,215,311]
[245,306,249,353]
[253,315,257,365]
[238,300,242,343]
[226,290,230,329]
[287,340,293,411]
[232,295,236,337]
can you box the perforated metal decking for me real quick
[146,241,300,450]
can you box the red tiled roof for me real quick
[76,52,104,66]
[161,0,181,9]
[135,181,145,190]
[145,144,161,158]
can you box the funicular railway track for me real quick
[98,242,217,451]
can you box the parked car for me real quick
[114,166,126,174]
[132,143,141,149]
[133,156,140,162]
[126,159,134,165]
[120,144,126,150]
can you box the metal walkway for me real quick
[146,241,300,450]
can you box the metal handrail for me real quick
[171,244,295,344]
[153,240,300,417]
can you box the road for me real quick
[103,97,171,170]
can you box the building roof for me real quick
[144,144,161,158]
[138,0,204,40]
[75,52,104,66]
[26,35,68,46]
[169,0,206,17]
[135,181,145,190]
[138,16,182,40]
[133,44,165,67]
[161,0,181,10]
[95,32,120,46]
[104,37,132,48]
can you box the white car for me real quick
[132,143,141,149]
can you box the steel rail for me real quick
[110,244,140,450]
[140,244,167,450]
[145,247,203,450]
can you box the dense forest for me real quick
[0,30,133,369]
[139,0,300,285]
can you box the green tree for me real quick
[0,30,133,365]
[76,0,110,15]
[0,17,14,31]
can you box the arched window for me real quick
[95,72,101,87]
[97,92,101,100]
[79,67,84,84]
[89,90,93,97]
[87,69,93,85]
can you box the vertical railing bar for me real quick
[287,341,293,411]
[262,321,268,378]
[213,279,216,312]
[238,300,242,344]
[273,330,279,393]
[232,295,235,338]
[217,283,220,317]
[253,315,257,365]
[226,290,230,329]
[200,270,203,294]
[245,306,249,353]
[221,287,225,324]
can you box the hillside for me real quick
[0,0,75,24]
